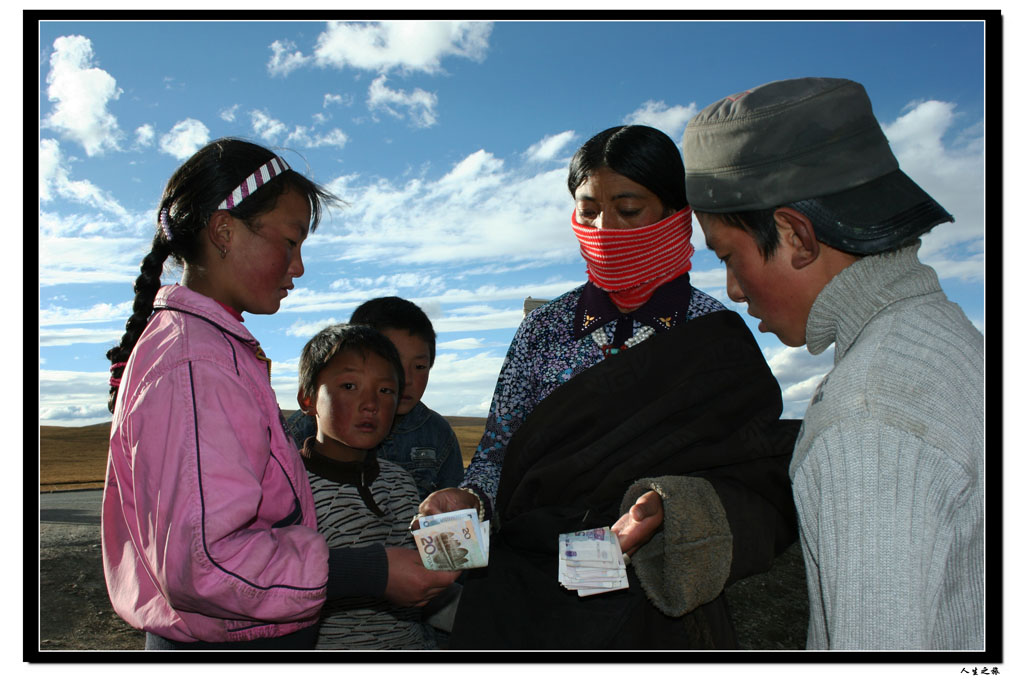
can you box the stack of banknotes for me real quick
[558,527,629,596]
[412,508,490,571]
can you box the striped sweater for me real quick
[307,458,435,650]
[792,242,984,650]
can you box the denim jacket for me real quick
[286,401,464,501]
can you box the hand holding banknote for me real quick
[418,487,479,519]
[384,547,461,608]
[558,527,630,597]
[611,489,664,556]
[412,507,490,571]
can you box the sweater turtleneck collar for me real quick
[300,437,385,517]
[805,241,942,359]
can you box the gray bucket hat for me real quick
[682,77,953,254]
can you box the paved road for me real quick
[39,489,102,526]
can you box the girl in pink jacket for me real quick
[102,139,458,649]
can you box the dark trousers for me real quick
[145,624,319,650]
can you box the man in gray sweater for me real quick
[671,77,983,649]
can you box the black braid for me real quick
[105,236,172,413]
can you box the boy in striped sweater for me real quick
[295,323,459,649]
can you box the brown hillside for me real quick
[38,424,114,490]
[38,416,486,492]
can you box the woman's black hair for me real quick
[105,138,338,413]
[567,125,687,213]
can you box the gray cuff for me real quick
[619,476,732,617]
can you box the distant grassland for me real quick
[38,413,486,492]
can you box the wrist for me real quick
[458,486,487,521]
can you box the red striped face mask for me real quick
[571,206,694,310]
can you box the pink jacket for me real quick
[102,284,328,643]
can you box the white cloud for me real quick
[134,124,155,148]
[279,274,577,327]
[40,301,133,326]
[39,228,163,286]
[324,93,351,108]
[430,280,578,307]
[220,104,239,122]
[687,264,727,293]
[525,131,576,163]
[251,109,288,143]
[437,337,488,350]
[882,100,984,283]
[39,369,115,425]
[367,75,438,128]
[39,327,123,347]
[765,344,833,391]
[436,149,503,189]
[285,125,349,149]
[313,21,492,74]
[285,317,343,339]
[312,129,349,148]
[431,307,524,333]
[43,34,122,156]
[248,111,348,149]
[422,350,505,417]
[36,92,986,426]
[39,139,130,221]
[919,250,985,284]
[306,154,577,270]
[268,39,311,77]
[159,119,210,160]
[624,100,699,140]
[764,344,834,419]
[327,272,447,295]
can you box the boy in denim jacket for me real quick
[287,297,464,500]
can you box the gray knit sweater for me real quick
[792,242,984,650]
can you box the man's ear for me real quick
[774,207,820,270]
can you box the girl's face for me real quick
[306,349,400,462]
[573,167,668,229]
[224,188,310,315]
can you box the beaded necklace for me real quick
[591,322,655,358]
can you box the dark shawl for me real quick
[448,310,798,649]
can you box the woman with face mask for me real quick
[422,126,800,649]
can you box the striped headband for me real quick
[217,156,291,210]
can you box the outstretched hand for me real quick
[611,490,664,556]
[383,547,461,608]
[417,487,478,520]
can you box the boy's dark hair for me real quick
[349,297,437,367]
[568,125,687,214]
[698,198,869,262]
[297,324,405,403]
[697,207,783,261]
[106,138,339,412]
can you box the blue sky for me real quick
[36,18,988,427]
